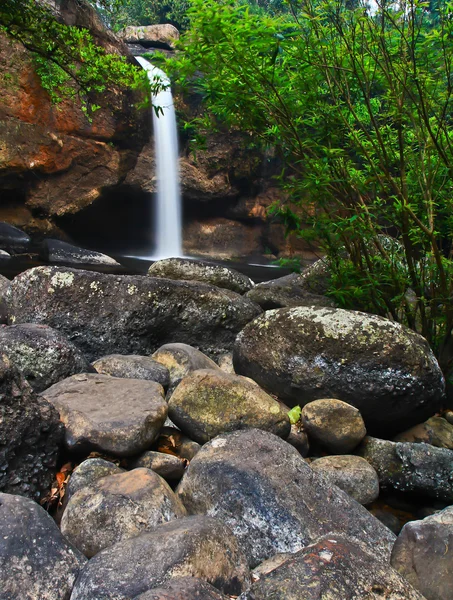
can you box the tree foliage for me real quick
[169,0,453,369]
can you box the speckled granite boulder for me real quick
[234,306,445,435]
[6,266,261,361]
[61,468,187,557]
[391,506,453,600]
[0,323,90,392]
[91,354,170,388]
[240,534,425,600]
[168,369,290,443]
[359,436,453,501]
[70,516,250,599]
[177,429,395,567]
[41,373,167,456]
[148,257,254,294]
[0,355,63,500]
[0,493,86,600]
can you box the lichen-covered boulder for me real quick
[61,468,187,557]
[0,355,63,499]
[0,323,90,392]
[233,306,445,435]
[148,257,254,294]
[240,534,425,600]
[310,455,379,505]
[92,354,170,388]
[169,369,290,443]
[391,506,453,600]
[359,436,453,501]
[0,493,87,600]
[6,267,261,361]
[70,516,250,599]
[176,429,395,567]
[245,272,334,310]
[41,373,167,456]
[301,399,366,453]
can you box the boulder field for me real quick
[0,260,451,600]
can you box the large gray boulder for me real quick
[70,516,250,599]
[0,355,63,500]
[0,493,87,600]
[176,429,396,568]
[359,436,453,501]
[0,323,90,392]
[168,369,290,443]
[6,267,261,361]
[241,534,425,600]
[119,24,180,48]
[148,257,254,294]
[41,373,167,456]
[61,468,187,557]
[391,506,453,600]
[234,306,445,435]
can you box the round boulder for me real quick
[0,492,87,600]
[66,458,124,499]
[169,369,290,443]
[61,468,187,557]
[0,323,90,392]
[233,306,445,435]
[91,354,170,388]
[148,257,254,294]
[152,343,220,391]
[310,455,379,505]
[70,516,250,599]
[41,373,167,456]
[301,398,366,453]
[131,451,187,481]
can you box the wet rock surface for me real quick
[233,306,445,435]
[240,534,425,600]
[168,369,290,443]
[359,436,453,501]
[0,323,90,392]
[148,257,254,294]
[0,222,31,254]
[6,267,261,361]
[70,516,250,599]
[177,429,395,567]
[301,398,366,453]
[310,455,379,505]
[0,355,63,499]
[61,468,187,557]
[391,506,453,600]
[0,492,86,600]
[42,239,120,267]
[92,354,170,388]
[41,373,167,456]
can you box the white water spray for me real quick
[136,56,182,259]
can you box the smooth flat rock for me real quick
[70,516,250,599]
[0,222,30,254]
[391,506,453,600]
[168,369,290,443]
[130,451,187,481]
[148,257,254,294]
[92,354,170,388]
[67,458,124,499]
[152,343,221,392]
[0,492,87,600]
[301,399,366,453]
[310,455,379,505]
[61,468,187,557]
[0,323,90,392]
[41,373,167,456]
[359,436,453,501]
[240,534,425,599]
[42,238,121,266]
[6,267,261,361]
[134,578,229,599]
[176,429,396,568]
[0,355,63,500]
[233,306,445,435]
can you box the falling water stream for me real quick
[136,56,183,259]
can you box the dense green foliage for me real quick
[0,0,146,114]
[169,0,453,369]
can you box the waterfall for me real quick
[136,56,183,259]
